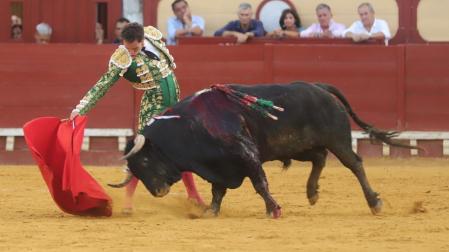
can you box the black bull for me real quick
[118,82,416,217]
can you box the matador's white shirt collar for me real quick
[143,39,160,58]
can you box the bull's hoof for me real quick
[203,208,219,218]
[370,199,383,215]
[121,207,133,215]
[267,206,282,219]
[308,193,319,205]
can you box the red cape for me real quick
[23,116,112,217]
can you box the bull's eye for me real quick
[141,157,150,166]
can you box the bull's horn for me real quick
[120,134,146,160]
[107,167,133,188]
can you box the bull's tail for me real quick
[314,83,420,150]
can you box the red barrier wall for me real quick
[273,44,403,129]
[1,43,449,131]
[1,43,449,164]
[0,43,135,129]
[171,44,405,129]
[405,45,449,130]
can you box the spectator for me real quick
[11,24,22,40]
[112,17,130,44]
[214,3,265,43]
[344,2,391,44]
[11,15,22,26]
[35,22,52,44]
[95,22,105,44]
[300,3,345,38]
[267,9,301,39]
[167,0,205,45]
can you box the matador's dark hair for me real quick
[121,22,144,42]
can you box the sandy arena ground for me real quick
[1,158,449,251]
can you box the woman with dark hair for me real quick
[267,8,301,38]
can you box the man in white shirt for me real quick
[167,0,205,45]
[35,22,52,44]
[300,3,346,38]
[344,2,391,44]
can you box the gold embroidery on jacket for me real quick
[135,56,145,67]
[140,72,154,83]
[132,82,157,90]
[136,65,150,77]
[144,26,163,40]
[109,45,132,69]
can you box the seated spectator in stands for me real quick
[214,3,265,44]
[167,0,204,45]
[344,2,391,44]
[266,9,301,39]
[300,3,345,38]
[112,17,130,44]
[11,24,22,40]
[35,22,52,44]
[95,22,105,44]
[11,15,22,26]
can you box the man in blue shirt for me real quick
[167,0,205,45]
[214,3,265,43]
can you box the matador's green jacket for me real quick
[73,26,180,132]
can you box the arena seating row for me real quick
[176,37,385,45]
